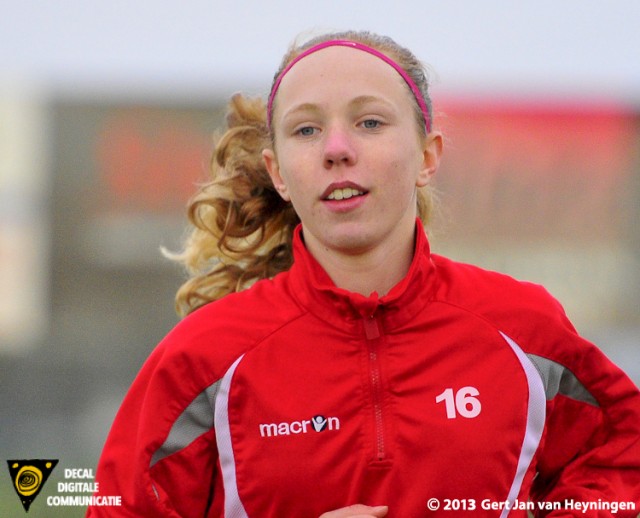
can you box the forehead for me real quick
[274,46,409,107]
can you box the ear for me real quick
[262,148,291,201]
[416,131,443,188]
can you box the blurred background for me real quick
[1,1,639,515]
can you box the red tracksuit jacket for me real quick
[88,223,640,517]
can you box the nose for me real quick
[323,126,357,168]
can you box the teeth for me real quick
[326,187,365,200]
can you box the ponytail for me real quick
[168,94,299,317]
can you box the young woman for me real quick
[87,31,640,517]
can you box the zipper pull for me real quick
[363,314,380,340]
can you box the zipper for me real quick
[364,313,386,461]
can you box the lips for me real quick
[321,182,368,201]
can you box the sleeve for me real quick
[85,332,221,518]
[529,325,640,517]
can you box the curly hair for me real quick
[169,30,437,316]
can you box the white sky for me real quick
[1,0,640,104]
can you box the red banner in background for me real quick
[95,107,214,214]
[433,98,638,241]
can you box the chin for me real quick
[323,229,377,255]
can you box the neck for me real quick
[303,224,417,297]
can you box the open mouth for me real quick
[325,187,367,201]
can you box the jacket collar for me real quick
[286,219,437,335]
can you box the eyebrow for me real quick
[348,95,395,111]
[281,102,323,122]
[281,95,396,122]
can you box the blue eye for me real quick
[362,119,381,129]
[296,126,316,136]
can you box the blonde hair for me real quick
[170,30,437,316]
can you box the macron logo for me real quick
[259,415,340,438]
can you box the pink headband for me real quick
[267,39,432,133]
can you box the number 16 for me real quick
[435,387,481,419]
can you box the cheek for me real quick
[275,147,309,184]
[378,157,423,209]
[384,154,420,187]
[274,166,311,213]
[278,166,302,198]
[277,148,321,194]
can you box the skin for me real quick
[262,45,443,515]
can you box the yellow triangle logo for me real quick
[7,459,58,512]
